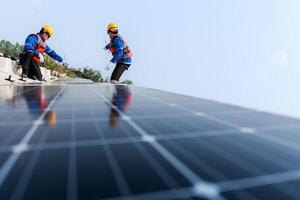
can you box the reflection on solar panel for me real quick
[0,83,299,200]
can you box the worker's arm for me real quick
[110,37,124,63]
[23,35,39,56]
[45,45,63,62]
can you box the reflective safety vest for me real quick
[31,34,46,63]
[109,35,133,59]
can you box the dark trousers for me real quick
[111,62,130,82]
[21,52,43,81]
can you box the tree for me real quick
[0,40,23,60]
[81,67,102,82]
[122,80,133,85]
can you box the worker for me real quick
[103,23,132,84]
[20,25,66,81]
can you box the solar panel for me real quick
[0,83,299,200]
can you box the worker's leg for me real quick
[31,61,43,81]
[111,62,130,82]
[28,60,43,81]
[21,52,34,77]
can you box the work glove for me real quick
[105,61,114,71]
[38,53,44,63]
[103,43,110,51]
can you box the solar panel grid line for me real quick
[154,129,240,141]
[218,169,300,192]
[130,102,213,107]
[0,105,106,114]
[0,108,271,128]
[138,91,300,194]
[0,120,36,127]
[92,86,196,197]
[0,124,298,157]
[0,120,32,146]
[166,139,228,180]
[100,187,194,200]
[219,137,300,198]
[0,118,294,150]
[227,126,300,155]
[220,136,298,173]
[201,110,255,116]
[0,86,65,189]
[51,112,197,124]
[0,125,297,160]
[162,140,259,200]
[1,85,299,199]
[5,86,41,100]
[137,91,300,155]
[136,91,214,105]
[92,87,225,200]
[19,87,65,145]
[254,123,300,132]
[128,112,194,120]
[193,138,299,199]
[31,125,299,152]
[0,135,145,154]
[0,119,299,156]
[67,97,78,200]
[132,91,206,102]
[248,131,300,155]
[0,129,249,155]
[133,94,243,129]
[114,110,188,192]
[70,110,196,124]
[1,117,299,139]
[198,138,265,174]
[56,99,105,103]
[10,122,51,200]
[85,91,132,197]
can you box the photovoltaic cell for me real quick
[0,83,299,200]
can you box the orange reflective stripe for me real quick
[32,56,40,63]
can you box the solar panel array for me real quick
[0,84,299,200]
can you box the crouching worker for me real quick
[20,25,65,81]
[104,23,132,84]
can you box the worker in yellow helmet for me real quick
[19,25,67,81]
[103,23,132,84]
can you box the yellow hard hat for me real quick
[42,25,54,37]
[107,22,118,32]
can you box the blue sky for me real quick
[1,0,300,118]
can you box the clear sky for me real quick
[1,0,300,118]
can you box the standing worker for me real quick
[103,23,132,84]
[20,25,66,81]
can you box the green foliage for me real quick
[42,57,102,82]
[65,70,77,78]
[81,67,102,82]
[122,80,133,85]
[0,40,23,60]
[41,56,66,73]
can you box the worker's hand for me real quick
[105,61,114,71]
[103,43,110,51]
[38,53,44,63]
